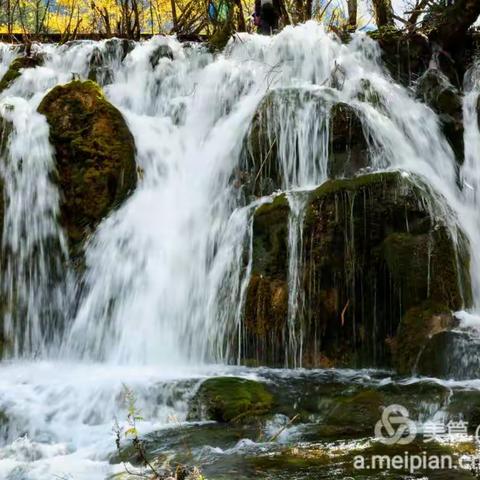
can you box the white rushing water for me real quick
[0,21,479,479]
[0,99,70,357]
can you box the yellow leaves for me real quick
[124,426,138,437]
[2,0,256,35]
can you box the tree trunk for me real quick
[428,0,480,51]
[372,0,395,27]
[305,0,313,19]
[278,0,291,25]
[233,0,246,32]
[294,0,304,23]
[347,0,357,29]
[170,0,178,31]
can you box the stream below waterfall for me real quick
[2,22,480,480]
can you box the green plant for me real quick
[114,385,207,480]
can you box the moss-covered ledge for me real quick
[0,55,44,94]
[188,377,274,424]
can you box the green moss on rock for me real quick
[243,171,472,371]
[303,172,471,368]
[37,80,137,256]
[188,377,274,423]
[320,390,384,437]
[382,228,469,312]
[251,194,289,277]
[0,55,43,93]
[242,194,290,365]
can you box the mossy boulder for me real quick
[416,68,464,163]
[392,302,456,375]
[240,89,370,199]
[38,80,137,256]
[241,88,326,198]
[0,55,44,93]
[243,171,472,370]
[188,377,274,424]
[303,173,470,368]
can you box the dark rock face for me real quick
[88,39,135,85]
[370,30,432,87]
[328,103,370,178]
[37,80,137,257]
[188,377,274,424]
[392,303,457,375]
[243,172,472,371]
[0,55,44,93]
[149,44,174,69]
[244,195,289,366]
[368,27,473,91]
[416,68,464,163]
[416,329,480,379]
[241,89,322,198]
[240,89,370,200]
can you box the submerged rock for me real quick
[243,171,472,371]
[0,55,43,93]
[320,389,384,437]
[37,80,137,256]
[188,377,274,423]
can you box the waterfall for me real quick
[285,192,308,367]
[0,22,480,479]
[0,99,69,357]
[0,23,474,365]
[462,62,480,304]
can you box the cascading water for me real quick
[0,99,69,357]
[0,22,479,479]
